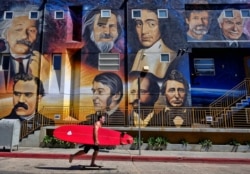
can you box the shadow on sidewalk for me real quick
[36,165,116,171]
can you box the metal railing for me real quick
[19,112,53,139]
[1,105,250,140]
[208,78,250,124]
[38,106,250,128]
[210,78,250,108]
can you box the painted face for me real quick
[93,13,119,43]
[135,9,161,48]
[186,11,210,39]
[91,81,112,111]
[220,10,244,40]
[13,80,41,116]
[6,16,38,55]
[129,77,154,108]
[164,80,186,107]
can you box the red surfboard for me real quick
[53,125,133,146]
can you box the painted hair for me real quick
[93,72,123,104]
[13,73,45,97]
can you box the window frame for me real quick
[29,11,39,19]
[4,11,13,20]
[241,9,250,18]
[0,54,10,70]
[54,11,64,19]
[224,10,234,18]
[157,9,168,18]
[193,58,215,76]
[101,9,111,18]
[53,54,62,70]
[132,9,141,19]
[98,53,120,71]
[160,53,170,62]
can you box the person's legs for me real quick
[90,150,98,166]
[90,145,99,166]
[69,146,90,163]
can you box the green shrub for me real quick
[180,139,189,146]
[133,136,144,145]
[199,139,212,151]
[147,137,155,146]
[245,141,250,148]
[146,136,168,151]
[41,135,75,148]
[228,139,241,146]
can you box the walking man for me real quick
[69,113,106,166]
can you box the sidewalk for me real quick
[1,147,250,164]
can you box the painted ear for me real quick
[112,93,121,101]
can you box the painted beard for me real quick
[90,32,115,53]
[131,99,155,115]
[192,25,208,35]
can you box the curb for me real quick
[1,152,250,164]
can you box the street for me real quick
[1,157,250,174]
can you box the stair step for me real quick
[241,99,248,103]
[231,107,239,112]
[19,130,40,147]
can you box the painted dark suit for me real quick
[216,31,250,48]
[9,55,32,77]
[83,108,124,126]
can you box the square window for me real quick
[161,54,170,62]
[99,53,120,71]
[101,9,111,18]
[132,9,141,18]
[29,11,39,19]
[241,9,250,18]
[4,11,13,19]
[158,9,168,18]
[194,58,215,76]
[224,10,233,18]
[53,54,61,70]
[54,11,64,19]
[1,55,10,70]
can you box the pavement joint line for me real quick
[1,152,250,164]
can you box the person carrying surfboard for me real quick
[69,114,106,167]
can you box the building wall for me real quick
[0,0,250,139]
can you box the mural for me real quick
[215,8,250,47]
[81,9,124,69]
[185,1,215,41]
[0,4,47,91]
[0,0,250,138]
[79,3,126,121]
[0,2,54,139]
[128,72,160,127]
[2,73,54,139]
[82,72,124,126]
[127,1,190,127]
[127,2,179,79]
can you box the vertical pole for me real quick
[138,76,141,155]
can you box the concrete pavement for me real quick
[1,157,250,174]
[1,146,250,164]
